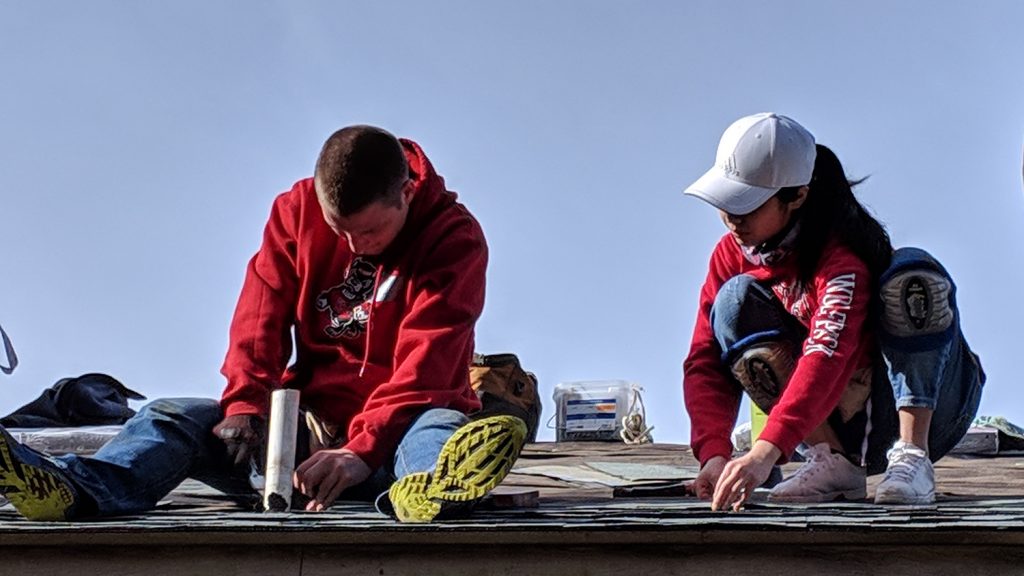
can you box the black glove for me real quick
[213,414,266,466]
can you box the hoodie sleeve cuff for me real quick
[343,431,390,472]
[757,423,800,462]
[696,438,735,467]
[221,399,267,419]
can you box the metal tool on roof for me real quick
[1,322,17,375]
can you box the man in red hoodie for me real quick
[0,126,526,523]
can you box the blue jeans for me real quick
[876,247,985,460]
[52,397,469,517]
[710,247,984,474]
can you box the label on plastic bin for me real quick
[565,398,618,431]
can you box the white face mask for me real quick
[1,323,17,375]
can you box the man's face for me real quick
[319,180,413,256]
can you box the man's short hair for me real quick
[315,125,409,216]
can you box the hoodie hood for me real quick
[377,139,458,265]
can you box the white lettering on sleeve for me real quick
[803,273,856,357]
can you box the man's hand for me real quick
[293,448,372,512]
[711,440,782,512]
[691,456,727,500]
[212,414,266,466]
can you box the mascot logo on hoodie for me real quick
[315,258,377,339]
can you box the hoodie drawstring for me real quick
[359,265,384,378]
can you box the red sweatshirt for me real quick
[220,139,485,470]
[683,234,874,466]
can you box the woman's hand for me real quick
[711,440,782,512]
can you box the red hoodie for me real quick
[683,234,874,466]
[220,139,485,470]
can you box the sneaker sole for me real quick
[389,415,527,523]
[768,487,867,503]
[874,492,935,505]
[0,428,75,521]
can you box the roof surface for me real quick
[4,441,1024,538]
[6,442,1024,575]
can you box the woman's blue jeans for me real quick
[710,247,984,473]
[52,398,468,517]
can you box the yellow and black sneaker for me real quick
[0,425,78,521]
[387,415,526,523]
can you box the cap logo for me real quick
[721,155,740,178]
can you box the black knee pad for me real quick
[879,268,953,338]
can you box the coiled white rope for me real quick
[620,386,654,444]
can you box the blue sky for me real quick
[1,2,1022,443]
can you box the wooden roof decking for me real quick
[4,442,1024,575]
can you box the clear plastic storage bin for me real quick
[553,380,637,442]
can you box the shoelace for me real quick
[883,451,923,484]
[791,446,834,484]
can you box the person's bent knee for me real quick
[137,398,223,429]
[879,248,956,343]
[888,247,944,272]
[730,341,796,413]
[415,408,470,430]
[710,274,782,352]
[712,274,760,320]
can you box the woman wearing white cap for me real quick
[681,113,984,510]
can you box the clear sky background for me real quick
[1,2,1022,443]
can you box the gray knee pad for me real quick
[880,269,953,337]
[730,341,796,413]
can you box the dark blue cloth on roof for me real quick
[0,373,146,428]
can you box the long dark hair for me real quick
[779,144,892,287]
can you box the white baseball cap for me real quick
[684,113,816,215]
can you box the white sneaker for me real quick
[874,441,935,505]
[768,443,866,503]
